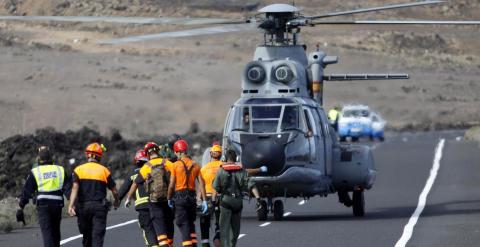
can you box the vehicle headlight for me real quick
[246,65,266,83]
[274,65,294,83]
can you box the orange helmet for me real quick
[173,139,188,153]
[85,143,104,157]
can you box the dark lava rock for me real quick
[0,125,221,199]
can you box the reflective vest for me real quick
[328,109,339,121]
[131,173,149,207]
[32,164,65,200]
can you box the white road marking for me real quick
[238,234,246,239]
[298,200,306,205]
[60,219,138,245]
[283,212,292,217]
[394,139,445,247]
[455,136,462,142]
[259,222,271,227]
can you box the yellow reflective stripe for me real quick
[135,196,149,206]
[32,165,64,192]
[182,240,193,246]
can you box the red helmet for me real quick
[144,142,159,154]
[134,150,148,163]
[85,143,104,157]
[173,139,188,153]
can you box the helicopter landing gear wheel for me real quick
[257,199,268,221]
[273,200,284,221]
[352,190,365,217]
[340,136,347,142]
[351,136,359,142]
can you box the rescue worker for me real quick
[199,144,223,247]
[167,139,208,247]
[125,142,175,247]
[18,146,70,247]
[118,150,158,247]
[212,150,262,247]
[328,106,341,131]
[68,143,120,247]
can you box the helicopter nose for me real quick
[241,139,286,175]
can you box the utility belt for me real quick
[173,189,196,201]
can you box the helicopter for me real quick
[1,1,479,221]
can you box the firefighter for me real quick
[167,139,208,247]
[213,150,262,247]
[199,144,223,247]
[118,150,158,247]
[18,146,70,247]
[68,143,120,247]
[125,142,175,247]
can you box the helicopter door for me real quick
[316,108,332,176]
[302,108,317,163]
[308,107,327,168]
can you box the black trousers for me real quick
[137,209,158,247]
[37,204,63,247]
[174,198,197,246]
[77,201,108,247]
[150,201,174,246]
[200,199,220,245]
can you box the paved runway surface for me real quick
[2,130,480,247]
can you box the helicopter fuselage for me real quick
[222,45,376,200]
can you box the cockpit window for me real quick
[343,109,370,118]
[229,106,250,132]
[281,106,299,130]
[252,120,279,133]
[229,104,301,134]
[252,106,282,119]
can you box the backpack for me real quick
[145,159,168,202]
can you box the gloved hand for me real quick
[168,200,174,209]
[201,201,208,214]
[16,209,25,226]
[260,166,268,172]
[124,198,131,208]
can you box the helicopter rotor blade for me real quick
[312,20,480,25]
[0,15,245,25]
[307,0,444,20]
[98,23,256,45]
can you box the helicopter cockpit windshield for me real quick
[228,98,301,134]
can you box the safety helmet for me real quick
[37,146,53,164]
[210,144,222,159]
[210,145,222,153]
[85,143,104,158]
[144,142,160,155]
[134,149,149,164]
[173,139,188,153]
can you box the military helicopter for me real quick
[2,1,479,221]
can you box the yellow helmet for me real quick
[211,145,222,153]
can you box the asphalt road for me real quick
[2,130,479,247]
